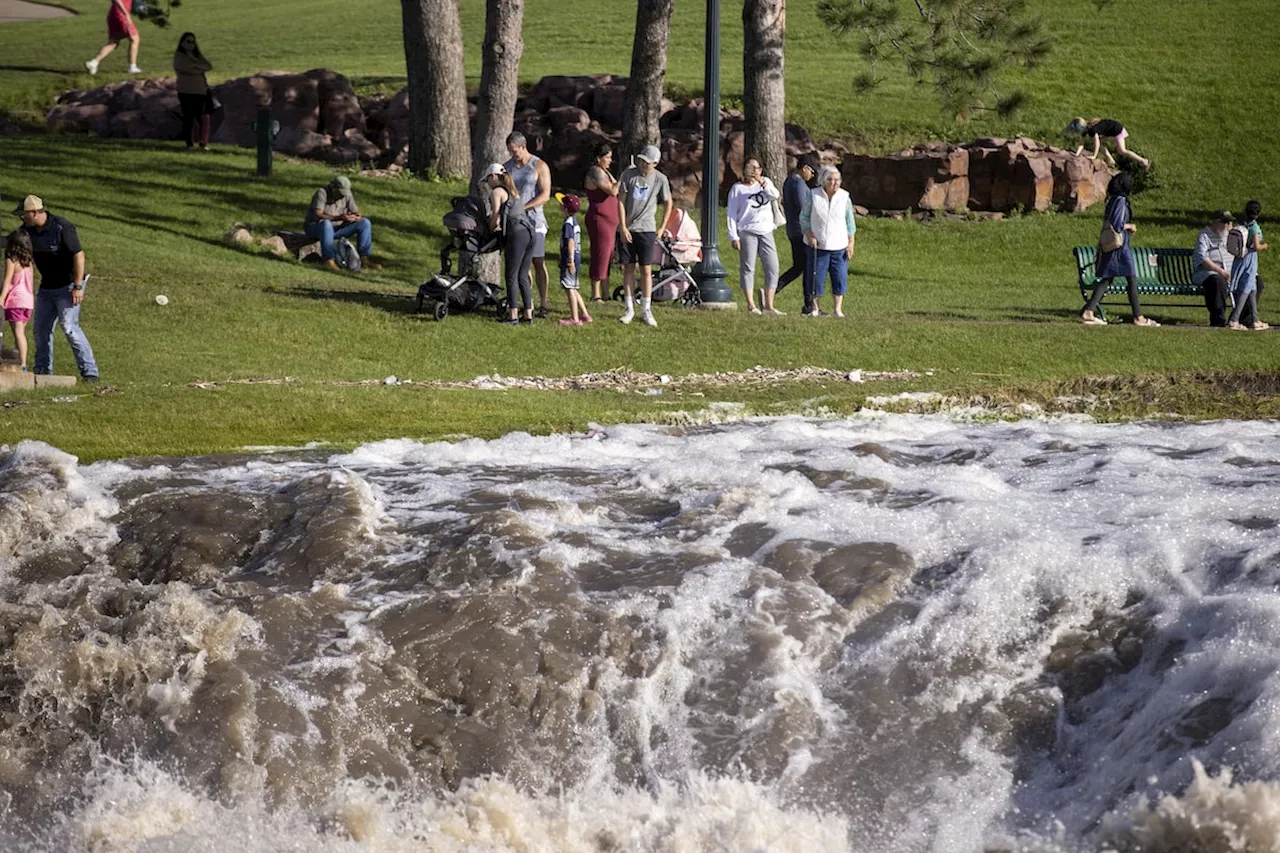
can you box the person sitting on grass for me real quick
[556,193,592,326]
[1227,199,1269,331]
[1065,117,1151,170]
[304,176,381,272]
[1080,173,1159,327]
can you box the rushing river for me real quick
[1,414,1279,852]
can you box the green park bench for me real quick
[1073,246,1200,319]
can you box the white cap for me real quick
[482,163,506,178]
[637,145,661,164]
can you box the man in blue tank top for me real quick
[504,132,553,317]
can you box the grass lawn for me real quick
[0,1,1277,460]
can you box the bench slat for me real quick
[1074,246,1200,302]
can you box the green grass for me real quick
[0,1,1278,459]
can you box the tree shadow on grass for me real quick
[0,64,72,75]
[274,284,421,316]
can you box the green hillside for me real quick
[0,0,1277,459]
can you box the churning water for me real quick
[2,414,1280,852]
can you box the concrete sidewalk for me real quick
[0,0,73,23]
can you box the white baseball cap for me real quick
[637,145,661,164]
[482,163,506,178]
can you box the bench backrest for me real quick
[1074,246,1196,287]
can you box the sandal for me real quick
[534,307,549,319]
[1228,321,1248,331]
[1133,317,1161,327]
[1080,311,1106,325]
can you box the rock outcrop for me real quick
[49,70,1112,214]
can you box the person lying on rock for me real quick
[304,176,381,272]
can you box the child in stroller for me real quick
[612,208,703,307]
[416,195,505,321]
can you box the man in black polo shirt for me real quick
[14,195,99,381]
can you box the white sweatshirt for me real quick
[726,177,780,241]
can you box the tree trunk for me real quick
[621,0,674,166]
[471,0,525,187]
[400,0,470,179]
[743,0,787,183]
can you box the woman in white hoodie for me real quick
[727,157,783,314]
[799,166,856,318]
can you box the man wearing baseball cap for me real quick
[1193,209,1262,327]
[14,195,99,381]
[304,175,381,272]
[617,144,673,327]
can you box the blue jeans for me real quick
[811,249,848,297]
[34,285,98,377]
[305,218,372,260]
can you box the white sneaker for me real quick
[85,58,99,75]
[127,64,142,74]
[619,306,634,324]
[642,309,657,328]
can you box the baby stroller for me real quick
[416,196,505,321]
[612,208,703,307]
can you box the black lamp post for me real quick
[692,0,734,307]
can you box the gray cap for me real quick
[332,175,352,194]
[637,145,661,164]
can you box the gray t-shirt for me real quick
[619,166,671,233]
[305,187,357,225]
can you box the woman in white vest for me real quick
[726,156,783,314]
[798,166,856,318]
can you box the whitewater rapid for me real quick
[1,414,1279,852]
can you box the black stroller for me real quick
[416,196,505,321]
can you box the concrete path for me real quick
[0,0,73,23]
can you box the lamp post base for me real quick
[693,246,735,308]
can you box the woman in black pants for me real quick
[173,32,213,151]
[1081,173,1159,326]
[482,163,534,324]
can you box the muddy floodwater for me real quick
[2,415,1279,852]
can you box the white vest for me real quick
[809,188,853,251]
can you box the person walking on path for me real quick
[173,32,213,151]
[504,132,553,318]
[303,176,381,273]
[483,163,534,325]
[777,153,820,314]
[799,166,856,318]
[13,195,99,381]
[727,156,783,315]
[1065,117,1150,170]
[86,0,141,75]
[1227,199,1269,330]
[617,145,673,328]
[583,142,620,304]
[1,230,36,372]
[1080,173,1158,326]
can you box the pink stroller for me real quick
[613,208,703,306]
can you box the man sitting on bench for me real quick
[304,176,381,272]
[1194,210,1260,327]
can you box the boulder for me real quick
[546,105,590,135]
[842,145,969,212]
[526,74,615,112]
[47,103,110,135]
[224,228,253,244]
[258,235,289,256]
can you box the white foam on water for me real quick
[4,416,1280,851]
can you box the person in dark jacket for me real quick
[173,32,213,151]
[1080,173,1159,326]
[776,153,820,313]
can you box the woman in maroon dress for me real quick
[583,143,621,303]
[85,0,142,75]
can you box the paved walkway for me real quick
[0,0,73,23]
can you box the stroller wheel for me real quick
[611,285,625,302]
[496,296,510,315]
[433,301,448,321]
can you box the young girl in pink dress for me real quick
[1,231,36,372]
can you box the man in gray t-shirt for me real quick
[303,176,380,271]
[617,145,673,327]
